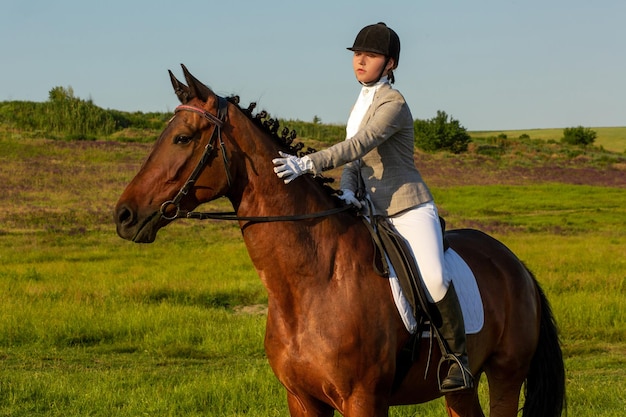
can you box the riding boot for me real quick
[435,283,474,392]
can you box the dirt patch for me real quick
[233,304,268,316]
[415,153,626,188]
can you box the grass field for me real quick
[1,136,625,416]
[470,126,626,153]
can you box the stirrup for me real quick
[437,353,474,393]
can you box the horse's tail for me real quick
[523,269,566,417]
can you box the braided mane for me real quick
[226,95,335,187]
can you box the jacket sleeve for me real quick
[339,160,360,192]
[307,92,406,174]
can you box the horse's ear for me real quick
[169,70,191,104]
[180,64,213,103]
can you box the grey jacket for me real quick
[307,83,433,216]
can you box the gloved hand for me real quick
[272,151,314,184]
[337,189,362,208]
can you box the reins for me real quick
[181,205,353,222]
[160,96,353,224]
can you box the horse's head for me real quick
[115,65,235,243]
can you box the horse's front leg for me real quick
[287,392,334,417]
[286,391,390,417]
[342,392,390,417]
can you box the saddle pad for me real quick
[390,248,484,335]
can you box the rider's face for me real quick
[352,51,394,84]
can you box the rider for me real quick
[272,22,473,392]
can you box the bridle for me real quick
[159,96,230,221]
[159,96,352,224]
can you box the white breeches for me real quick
[388,201,450,303]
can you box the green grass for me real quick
[0,136,625,416]
[434,184,626,234]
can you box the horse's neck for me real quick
[225,113,331,218]
[238,185,336,312]
[224,115,339,303]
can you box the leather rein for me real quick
[159,97,352,224]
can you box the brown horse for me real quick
[114,65,565,417]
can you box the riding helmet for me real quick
[347,22,400,67]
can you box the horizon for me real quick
[4,93,624,133]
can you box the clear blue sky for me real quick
[2,0,624,130]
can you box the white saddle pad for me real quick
[390,248,484,334]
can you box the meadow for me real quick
[470,126,626,154]
[1,134,625,416]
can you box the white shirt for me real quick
[345,76,389,140]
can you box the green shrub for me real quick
[562,126,597,146]
[280,118,345,144]
[414,110,471,153]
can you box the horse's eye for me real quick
[174,135,193,145]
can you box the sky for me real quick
[1,0,624,131]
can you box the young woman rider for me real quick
[272,22,473,393]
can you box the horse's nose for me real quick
[114,204,136,238]
[115,204,134,226]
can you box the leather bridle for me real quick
[159,96,352,224]
[159,96,230,221]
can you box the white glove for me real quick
[272,151,314,184]
[337,189,362,208]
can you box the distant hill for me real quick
[470,127,626,153]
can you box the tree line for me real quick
[0,86,596,150]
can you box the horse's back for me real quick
[446,228,541,360]
[446,228,538,292]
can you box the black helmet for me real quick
[347,22,400,67]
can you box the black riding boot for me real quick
[435,283,474,392]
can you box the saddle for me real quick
[367,215,449,327]
[362,214,451,390]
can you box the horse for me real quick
[114,65,565,417]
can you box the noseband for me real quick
[159,96,230,220]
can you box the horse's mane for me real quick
[226,95,336,190]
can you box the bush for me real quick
[280,118,345,144]
[561,126,596,146]
[0,87,172,141]
[414,110,471,153]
